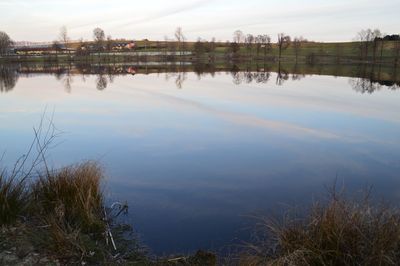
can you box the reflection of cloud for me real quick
[219,111,339,139]
[132,87,340,139]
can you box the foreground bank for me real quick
[2,160,400,265]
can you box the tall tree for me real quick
[232,30,244,57]
[371,29,382,63]
[0,31,13,55]
[194,38,205,57]
[255,35,263,58]
[293,36,307,62]
[245,34,254,57]
[175,27,185,56]
[59,26,69,50]
[93,27,105,54]
[52,40,61,56]
[106,35,113,52]
[277,33,291,61]
[355,29,377,60]
[233,30,244,44]
[261,34,271,58]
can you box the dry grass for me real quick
[32,162,104,232]
[0,161,149,264]
[29,162,108,262]
[0,173,29,225]
[241,191,400,266]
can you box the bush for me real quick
[242,192,400,266]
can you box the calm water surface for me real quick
[1,66,400,254]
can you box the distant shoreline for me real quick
[1,40,400,67]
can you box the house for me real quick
[112,41,136,50]
[13,43,69,55]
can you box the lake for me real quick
[0,63,400,255]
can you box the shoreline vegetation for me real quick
[3,159,400,265]
[0,28,399,67]
[1,121,400,265]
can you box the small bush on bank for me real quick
[241,191,400,266]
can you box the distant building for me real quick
[112,41,135,50]
[13,43,69,55]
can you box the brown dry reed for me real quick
[0,161,112,263]
[241,190,400,266]
[0,172,29,225]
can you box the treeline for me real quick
[1,27,400,66]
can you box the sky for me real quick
[0,0,399,42]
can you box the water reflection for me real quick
[349,73,400,93]
[1,62,400,255]
[0,62,399,93]
[0,65,19,92]
[96,74,108,90]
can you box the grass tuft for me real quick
[0,161,147,264]
[32,162,104,233]
[0,173,28,225]
[241,191,400,266]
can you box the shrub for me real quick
[242,192,400,266]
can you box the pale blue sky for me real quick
[0,0,399,42]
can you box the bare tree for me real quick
[93,27,105,55]
[355,29,377,60]
[194,38,205,58]
[52,41,61,57]
[0,31,13,55]
[255,35,263,58]
[245,34,255,57]
[59,26,69,52]
[233,30,244,44]
[293,36,307,62]
[261,34,271,58]
[106,35,113,52]
[175,27,185,56]
[277,33,291,61]
[371,29,382,63]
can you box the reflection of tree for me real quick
[291,64,305,81]
[276,66,289,86]
[96,74,108,90]
[3,62,399,94]
[193,63,216,79]
[62,72,73,93]
[255,72,270,83]
[349,65,400,93]
[351,78,400,93]
[175,72,186,89]
[232,72,244,85]
[0,65,19,93]
[349,78,382,94]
